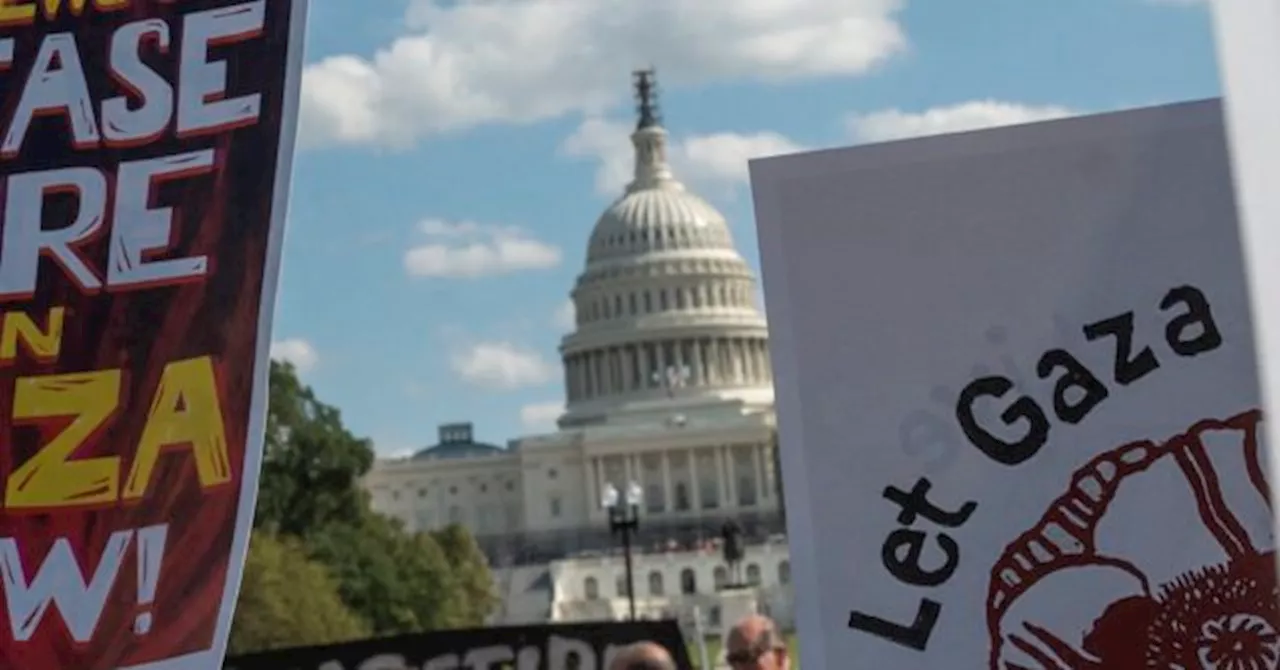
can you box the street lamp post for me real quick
[602,480,643,620]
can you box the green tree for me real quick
[305,512,467,634]
[434,524,499,625]
[228,531,368,655]
[253,361,498,639]
[256,361,373,537]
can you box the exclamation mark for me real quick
[134,524,168,635]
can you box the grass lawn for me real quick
[687,634,800,669]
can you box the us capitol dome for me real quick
[362,73,786,625]
[559,71,773,426]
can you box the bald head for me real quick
[609,641,676,670]
[729,614,780,650]
[726,615,788,669]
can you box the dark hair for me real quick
[619,659,676,670]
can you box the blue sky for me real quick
[271,0,1220,456]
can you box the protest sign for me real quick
[222,620,695,670]
[1211,0,1280,552]
[0,1,306,668]
[750,100,1278,668]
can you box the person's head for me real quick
[725,614,789,670]
[608,641,676,670]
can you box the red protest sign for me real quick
[0,1,305,667]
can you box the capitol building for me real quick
[363,73,791,632]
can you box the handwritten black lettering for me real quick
[1036,348,1109,423]
[849,599,941,652]
[956,376,1050,465]
[1162,285,1222,356]
[956,284,1224,466]
[849,477,976,652]
[1083,312,1159,385]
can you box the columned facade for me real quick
[563,336,772,402]
[584,442,775,514]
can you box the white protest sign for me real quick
[1212,0,1280,561]
[750,100,1279,668]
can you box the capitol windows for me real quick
[629,293,637,315]
[585,577,599,600]
[629,347,643,389]
[616,574,629,598]
[680,569,697,595]
[747,564,762,587]
[448,505,463,524]
[644,291,653,312]
[696,451,719,510]
[669,452,692,511]
[733,447,758,507]
[649,571,664,596]
[662,342,677,372]
[478,504,498,532]
[778,561,791,585]
[643,343,660,386]
[673,483,691,512]
[714,566,728,591]
[642,454,664,513]
[418,488,427,499]
[698,339,714,382]
[614,295,622,317]
[549,495,562,518]
[659,289,668,310]
[675,289,685,309]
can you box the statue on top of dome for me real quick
[633,68,661,130]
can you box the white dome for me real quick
[586,182,737,265]
[556,84,772,428]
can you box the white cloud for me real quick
[553,300,577,331]
[451,342,558,390]
[562,116,805,196]
[847,100,1080,143]
[300,0,907,149]
[270,339,318,373]
[405,219,561,278]
[681,132,807,187]
[385,447,417,460]
[520,401,564,431]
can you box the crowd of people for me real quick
[610,613,790,670]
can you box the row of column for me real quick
[585,443,773,515]
[564,337,771,401]
[579,280,755,324]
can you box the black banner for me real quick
[223,620,694,670]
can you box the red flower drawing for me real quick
[987,409,1279,669]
